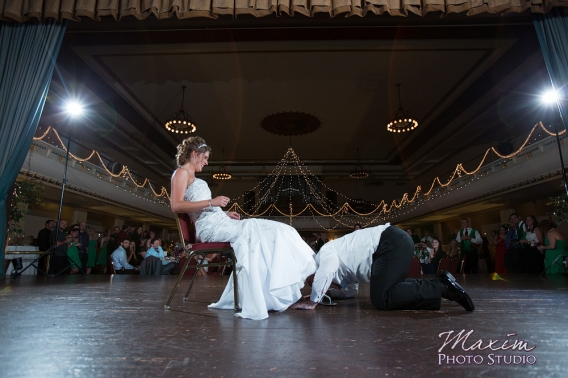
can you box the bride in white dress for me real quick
[170,136,316,320]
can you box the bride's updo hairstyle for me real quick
[176,136,212,167]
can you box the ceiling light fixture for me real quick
[350,148,369,179]
[387,83,418,133]
[164,85,196,134]
[213,149,232,180]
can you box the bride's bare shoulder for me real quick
[172,167,195,187]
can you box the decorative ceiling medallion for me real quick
[260,111,321,136]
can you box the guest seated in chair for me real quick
[145,238,176,275]
[111,238,139,274]
[422,237,447,275]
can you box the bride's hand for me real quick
[226,211,241,220]
[211,196,230,207]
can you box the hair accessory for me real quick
[197,143,207,149]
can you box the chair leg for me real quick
[183,255,203,301]
[164,254,192,310]
[230,251,240,311]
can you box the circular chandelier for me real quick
[164,86,196,134]
[213,149,232,180]
[387,83,418,133]
[350,147,369,179]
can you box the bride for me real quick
[170,136,316,320]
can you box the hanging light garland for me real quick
[32,121,564,228]
[32,126,170,200]
[225,121,563,228]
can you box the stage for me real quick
[0,273,566,377]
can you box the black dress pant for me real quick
[504,248,519,273]
[463,250,478,274]
[49,255,70,275]
[370,226,446,311]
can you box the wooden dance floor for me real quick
[1,273,567,377]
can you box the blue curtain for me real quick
[534,8,568,129]
[0,20,67,276]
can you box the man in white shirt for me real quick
[292,224,474,311]
[455,218,483,273]
[421,231,434,248]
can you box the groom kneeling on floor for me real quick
[292,224,474,312]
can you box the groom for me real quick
[292,224,474,311]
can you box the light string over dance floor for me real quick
[29,122,565,230]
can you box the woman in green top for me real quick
[538,220,567,275]
[96,229,111,273]
[87,227,98,274]
[67,227,82,274]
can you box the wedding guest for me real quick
[96,229,111,273]
[111,239,139,274]
[77,222,90,274]
[520,215,544,274]
[421,231,434,248]
[422,237,447,275]
[145,238,175,275]
[492,225,508,274]
[86,227,98,274]
[455,218,482,273]
[67,226,82,274]
[37,219,55,252]
[37,219,55,273]
[405,228,421,244]
[132,226,143,253]
[537,220,567,275]
[49,219,70,275]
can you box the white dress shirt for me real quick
[455,227,483,245]
[310,223,390,303]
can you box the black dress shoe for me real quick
[437,270,475,311]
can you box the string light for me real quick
[33,126,171,200]
[32,121,564,228]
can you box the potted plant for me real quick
[8,181,45,245]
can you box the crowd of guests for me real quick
[36,220,182,275]
[404,213,566,276]
[36,214,566,277]
[493,213,566,275]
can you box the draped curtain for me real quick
[0,20,67,276]
[0,0,567,21]
[534,8,568,132]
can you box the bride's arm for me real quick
[170,169,230,213]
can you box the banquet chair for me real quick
[459,255,467,274]
[106,255,116,275]
[407,256,421,278]
[437,257,451,275]
[448,257,459,274]
[164,213,239,311]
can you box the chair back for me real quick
[107,255,116,274]
[459,254,467,274]
[176,213,197,245]
[407,256,421,278]
[449,257,459,274]
[437,257,451,274]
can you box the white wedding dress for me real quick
[184,178,316,320]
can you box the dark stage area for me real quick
[1,274,567,377]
